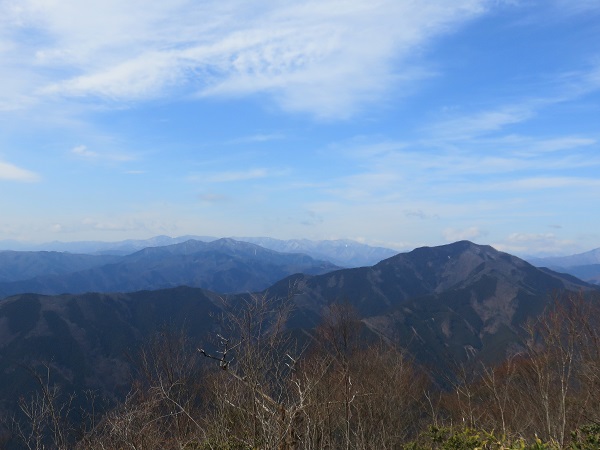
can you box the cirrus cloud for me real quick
[0,159,40,182]
[1,0,497,118]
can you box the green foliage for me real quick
[185,437,253,450]
[404,426,558,450]
[570,424,600,450]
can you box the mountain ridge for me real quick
[267,241,596,370]
[0,251,120,283]
[0,236,398,267]
[0,239,339,298]
[528,246,600,285]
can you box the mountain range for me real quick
[0,238,339,298]
[0,235,398,267]
[528,247,600,285]
[0,240,596,414]
[0,251,120,283]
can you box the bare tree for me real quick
[200,291,317,449]
[316,302,361,450]
[78,327,207,449]
[11,364,75,450]
[437,291,600,447]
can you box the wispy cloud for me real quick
[494,232,580,257]
[531,137,596,153]
[200,168,270,183]
[0,0,495,118]
[425,61,600,143]
[72,145,97,158]
[0,159,40,182]
[186,166,291,184]
[428,106,536,141]
[321,126,600,212]
[70,144,134,162]
[499,176,600,190]
[334,62,600,188]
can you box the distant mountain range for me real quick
[528,247,600,267]
[0,251,120,282]
[0,235,398,267]
[0,240,596,412]
[0,235,212,254]
[0,238,339,298]
[234,237,398,267]
[528,247,600,285]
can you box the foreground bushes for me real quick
[405,424,600,450]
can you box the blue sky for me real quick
[1,0,599,256]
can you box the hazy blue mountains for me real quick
[528,247,600,285]
[0,235,397,267]
[0,239,339,299]
[559,264,600,284]
[0,251,120,282]
[0,235,212,255]
[234,237,398,267]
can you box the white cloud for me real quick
[494,232,580,257]
[187,166,289,184]
[0,0,495,118]
[330,131,600,202]
[429,106,535,140]
[0,160,40,182]
[501,176,600,190]
[531,137,596,153]
[70,144,134,162]
[71,145,97,158]
[425,61,600,142]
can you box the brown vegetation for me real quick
[8,291,600,449]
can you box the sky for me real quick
[1,0,600,257]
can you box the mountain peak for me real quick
[411,240,494,257]
[286,240,596,373]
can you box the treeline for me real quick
[5,292,600,449]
